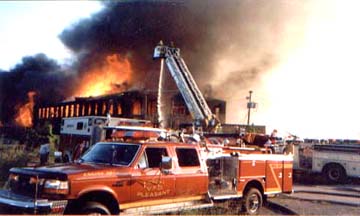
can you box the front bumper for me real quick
[0,189,67,214]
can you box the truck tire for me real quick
[80,201,111,215]
[324,164,346,183]
[242,188,263,215]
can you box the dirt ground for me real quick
[269,195,360,215]
[267,173,360,215]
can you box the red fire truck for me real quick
[0,127,293,215]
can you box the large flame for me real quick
[15,91,36,127]
[74,54,132,97]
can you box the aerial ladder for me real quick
[153,41,219,131]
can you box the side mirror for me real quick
[160,156,172,171]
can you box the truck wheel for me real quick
[242,188,263,215]
[80,201,111,215]
[324,164,346,183]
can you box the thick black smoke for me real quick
[60,0,306,96]
[0,54,73,124]
[60,1,260,90]
[60,1,210,90]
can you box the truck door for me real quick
[265,160,283,193]
[130,147,175,203]
[173,147,208,197]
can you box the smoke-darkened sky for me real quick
[1,0,360,139]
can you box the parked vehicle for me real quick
[293,142,360,183]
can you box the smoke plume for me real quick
[1,0,309,129]
[60,0,306,91]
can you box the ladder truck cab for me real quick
[153,41,219,131]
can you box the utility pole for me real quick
[246,90,256,125]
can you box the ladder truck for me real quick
[153,41,219,132]
[153,42,276,151]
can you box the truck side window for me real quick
[176,148,200,167]
[145,147,168,168]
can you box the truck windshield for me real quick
[80,143,140,166]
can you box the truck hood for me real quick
[10,163,128,180]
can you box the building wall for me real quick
[33,90,226,133]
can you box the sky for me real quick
[0,1,103,70]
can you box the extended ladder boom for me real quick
[153,41,218,129]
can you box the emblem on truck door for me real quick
[136,179,170,198]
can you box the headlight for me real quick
[43,179,69,195]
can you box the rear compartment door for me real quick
[265,160,283,193]
[282,160,293,192]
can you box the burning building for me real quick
[34,90,226,134]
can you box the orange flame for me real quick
[15,91,36,127]
[74,54,132,97]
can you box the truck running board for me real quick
[211,193,242,200]
[122,199,214,215]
